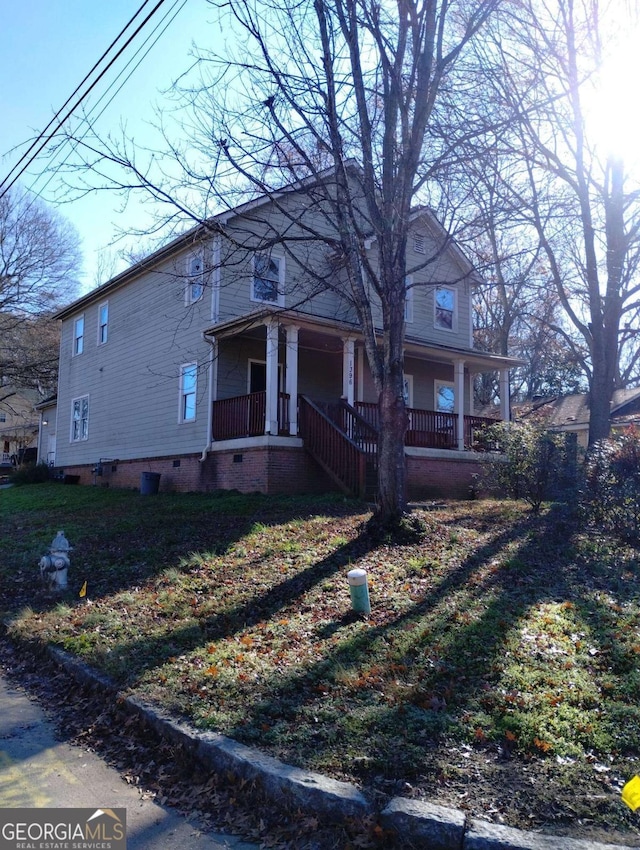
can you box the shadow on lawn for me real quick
[1,487,362,618]
[208,501,640,831]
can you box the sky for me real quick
[0,0,222,295]
[2,1,640,302]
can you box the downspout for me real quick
[200,332,216,461]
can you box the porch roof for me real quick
[203,307,525,372]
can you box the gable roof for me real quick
[514,388,640,430]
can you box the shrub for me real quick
[10,462,52,486]
[481,421,574,513]
[581,426,640,542]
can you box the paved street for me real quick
[0,673,258,849]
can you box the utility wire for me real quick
[0,0,169,200]
[0,0,155,192]
[26,0,189,204]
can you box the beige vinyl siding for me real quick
[404,223,473,350]
[216,338,272,399]
[56,251,213,467]
[217,201,352,325]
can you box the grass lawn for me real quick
[3,483,640,843]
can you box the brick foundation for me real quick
[56,446,493,500]
[55,443,337,496]
[406,450,492,500]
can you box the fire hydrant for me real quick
[39,530,72,591]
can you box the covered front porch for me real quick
[204,309,519,496]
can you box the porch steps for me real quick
[298,396,378,500]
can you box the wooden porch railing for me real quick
[212,392,290,440]
[212,392,497,453]
[354,401,497,449]
[299,396,376,498]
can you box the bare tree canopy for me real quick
[460,0,640,445]
[0,186,81,391]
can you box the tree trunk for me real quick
[376,375,409,525]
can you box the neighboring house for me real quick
[50,175,521,499]
[515,388,640,450]
[0,387,40,466]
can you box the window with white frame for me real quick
[404,276,414,323]
[180,363,197,422]
[434,286,456,331]
[0,412,6,423]
[186,252,205,304]
[435,381,455,413]
[252,253,283,305]
[73,315,84,355]
[403,374,414,407]
[98,302,109,344]
[71,395,89,441]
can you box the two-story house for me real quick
[49,177,520,499]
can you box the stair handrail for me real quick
[299,395,373,497]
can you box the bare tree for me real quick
[61,0,501,527]
[0,186,81,390]
[473,0,640,445]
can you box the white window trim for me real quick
[251,252,285,307]
[97,301,109,345]
[70,394,89,442]
[404,276,414,323]
[435,380,456,413]
[185,251,205,305]
[434,285,457,333]
[73,315,85,356]
[247,359,284,394]
[179,362,198,423]
[403,374,414,407]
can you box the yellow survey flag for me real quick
[622,775,640,810]
[79,581,87,598]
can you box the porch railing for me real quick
[299,396,376,498]
[212,392,290,440]
[212,393,497,451]
[354,401,497,449]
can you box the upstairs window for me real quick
[252,253,283,305]
[186,252,205,304]
[180,363,197,422]
[73,316,84,355]
[98,302,109,344]
[435,286,455,331]
[414,233,426,255]
[71,395,89,441]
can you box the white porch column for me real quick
[342,337,356,406]
[500,369,511,422]
[265,319,279,434]
[455,359,465,451]
[285,325,299,436]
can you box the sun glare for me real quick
[586,20,640,167]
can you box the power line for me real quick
[25,0,189,205]
[0,0,170,200]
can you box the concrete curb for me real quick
[41,645,639,850]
